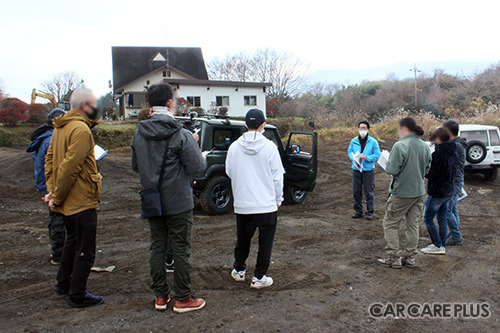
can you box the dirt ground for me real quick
[0,138,498,333]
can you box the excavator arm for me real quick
[31,89,58,109]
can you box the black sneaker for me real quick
[365,214,374,220]
[166,260,175,273]
[55,285,69,296]
[352,213,363,219]
[67,292,104,308]
[446,237,463,246]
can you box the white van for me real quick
[459,124,500,181]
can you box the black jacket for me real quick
[453,137,467,183]
[131,114,206,215]
[426,141,458,198]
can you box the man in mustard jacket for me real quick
[45,87,104,308]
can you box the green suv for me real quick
[177,115,318,215]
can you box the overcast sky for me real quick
[1,0,499,100]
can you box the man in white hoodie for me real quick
[226,109,285,289]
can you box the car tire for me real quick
[200,176,233,215]
[483,168,498,181]
[283,186,308,205]
[466,140,487,164]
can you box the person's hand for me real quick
[360,154,367,160]
[192,132,199,142]
[43,192,52,203]
[48,198,55,208]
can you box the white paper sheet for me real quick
[94,145,108,162]
[351,151,363,172]
[377,150,391,172]
[458,188,468,202]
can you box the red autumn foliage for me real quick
[266,98,280,117]
[27,103,51,125]
[0,98,29,127]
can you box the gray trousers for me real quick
[353,170,375,215]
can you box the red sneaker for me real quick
[155,295,171,311]
[173,296,206,313]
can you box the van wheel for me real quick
[483,168,498,181]
[284,186,308,205]
[200,176,233,215]
[466,140,487,164]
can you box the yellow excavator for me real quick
[31,89,71,111]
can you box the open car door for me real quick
[283,131,318,193]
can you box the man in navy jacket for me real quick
[348,120,381,220]
[27,108,66,265]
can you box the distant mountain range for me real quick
[310,58,500,85]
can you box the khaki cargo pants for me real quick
[382,194,425,257]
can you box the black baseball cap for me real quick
[245,109,266,129]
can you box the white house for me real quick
[112,46,270,118]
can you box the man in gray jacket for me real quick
[131,83,207,313]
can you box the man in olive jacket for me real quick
[45,87,104,308]
[131,83,207,313]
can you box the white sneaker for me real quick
[231,269,246,282]
[250,275,273,289]
[421,244,446,255]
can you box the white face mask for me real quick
[359,130,368,138]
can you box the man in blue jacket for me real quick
[348,120,381,220]
[27,108,66,265]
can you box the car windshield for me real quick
[461,130,488,145]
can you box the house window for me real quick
[127,93,146,108]
[162,70,171,77]
[187,96,201,107]
[244,95,257,106]
[216,96,230,106]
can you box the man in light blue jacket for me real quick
[347,120,381,220]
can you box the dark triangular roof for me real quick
[112,46,208,92]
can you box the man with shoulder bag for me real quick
[131,83,207,313]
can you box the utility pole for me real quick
[410,63,421,105]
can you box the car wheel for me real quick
[200,176,233,215]
[284,186,308,205]
[483,168,498,181]
[466,140,487,164]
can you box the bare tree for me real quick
[207,48,309,102]
[208,52,254,82]
[41,71,84,102]
[0,78,6,99]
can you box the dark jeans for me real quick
[149,210,193,301]
[423,196,452,248]
[48,210,66,262]
[447,181,464,240]
[56,209,97,299]
[234,212,277,279]
[353,170,375,215]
